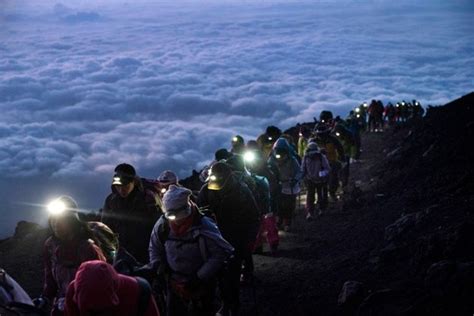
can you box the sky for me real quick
[0,0,473,236]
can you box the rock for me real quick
[424,260,474,315]
[357,289,412,316]
[384,211,427,243]
[338,281,365,308]
[13,221,42,239]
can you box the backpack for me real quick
[157,212,209,262]
[87,221,119,264]
[0,270,44,316]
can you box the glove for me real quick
[32,296,50,310]
[133,264,155,280]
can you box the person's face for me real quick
[51,216,73,240]
[115,181,135,198]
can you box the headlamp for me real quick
[355,108,360,113]
[244,151,256,163]
[232,137,239,142]
[356,114,360,118]
[209,175,217,181]
[166,214,177,221]
[321,120,325,123]
[161,188,167,194]
[268,137,273,141]
[48,199,67,215]
[299,132,303,137]
[402,102,405,106]
[363,103,368,107]
[336,132,341,137]
[275,154,282,159]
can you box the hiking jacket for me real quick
[65,261,159,316]
[314,135,345,163]
[197,177,260,251]
[301,151,331,183]
[298,136,309,158]
[269,138,302,195]
[42,236,105,302]
[148,211,233,283]
[101,179,160,263]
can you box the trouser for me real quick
[278,194,296,227]
[368,115,376,131]
[219,243,248,315]
[254,214,279,250]
[340,156,350,188]
[167,281,216,316]
[328,161,341,196]
[305,180,328,214]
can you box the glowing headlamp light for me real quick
[48,199,67,215]
[161,188,167,194]
[321,120,325,123]
[209,175,217,181]
[415,102,419,106]
[355,108,360,113]
[166,214,177,221]
[275,154,282,159]
[356,114,361,118]
[402,102,406,106]
[336,132,341,137]
[363,103,368,107]
[268,137,273,141]
[232,137,239,142]
[244,151,256,163]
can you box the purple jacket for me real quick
[301,152,331,183]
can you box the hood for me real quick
[73,260,120,311]
[272,137,291,152]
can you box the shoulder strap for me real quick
[158,218,170,245]
[135,277,151,316]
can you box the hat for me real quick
[305,142,320,155]
[158,170,178,185]
[208,162,232,191]
[232,135,244,145]
[112,163,136,186]
[315,124,331,135]
[162,185,192,221]
[215,148,232,161]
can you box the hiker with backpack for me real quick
[198,162,260,316]
[101,163,161,264]
[301,143,331,219]
[268,138,302,232]
[38,196,106,315]
[149,185,233,316]
[313,124,345,202]
[64,260,160,316]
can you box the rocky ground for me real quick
[1,93,473,315]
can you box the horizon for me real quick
[1,0,473,237]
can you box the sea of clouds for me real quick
[0,0,473,235]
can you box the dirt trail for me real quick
[248,132,390,316]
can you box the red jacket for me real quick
[64,260,160,316]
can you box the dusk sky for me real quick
[0,0,473,236]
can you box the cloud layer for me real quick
[0,1,473,235]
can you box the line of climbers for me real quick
[1,101,424,316]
